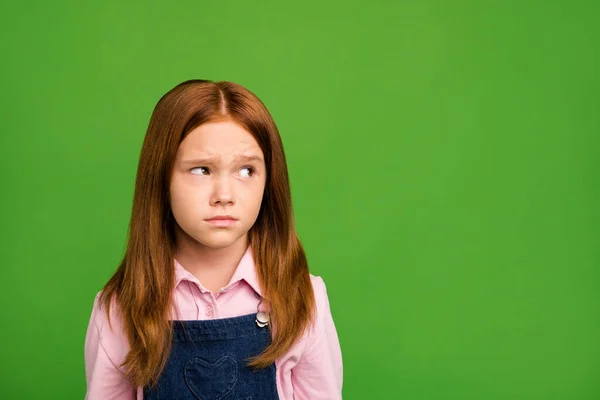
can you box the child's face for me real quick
[169,120,267,250]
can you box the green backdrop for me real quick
[1,1,598,399]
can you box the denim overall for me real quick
[143,312,279,400]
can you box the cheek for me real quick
[247,182,266,212]
[170,184,205,219]
[235,184,264,216]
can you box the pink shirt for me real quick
[84,246,343,399]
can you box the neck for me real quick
[173,225,249,293]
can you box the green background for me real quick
[1,0,598,399]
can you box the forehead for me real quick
[177,120,263,157]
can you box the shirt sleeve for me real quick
[84,292,136,400]
[291,276,344,399]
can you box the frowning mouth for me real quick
[205,215,238,227]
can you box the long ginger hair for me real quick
[99,79,315,388]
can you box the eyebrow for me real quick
[180,154,264,166]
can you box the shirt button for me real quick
[205,305,214,317]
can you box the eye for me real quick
[239,166,255,178]
[190,167,209,175]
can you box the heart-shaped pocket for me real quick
[184,355,238,400]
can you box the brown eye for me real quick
[239,167,255,178]
[191,167,209,175]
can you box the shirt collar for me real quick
[173,245,262,296]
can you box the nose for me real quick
[210,175,234,206]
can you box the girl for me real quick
[84,79,343,399]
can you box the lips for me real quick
[205,215,238,221]
[205,215,238,227]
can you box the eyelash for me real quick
[191,166,256,177]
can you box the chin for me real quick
[197,233,244,250]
